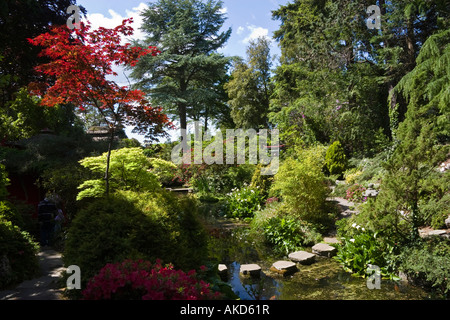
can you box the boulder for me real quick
[240,264,261,277]
[420,229,447,238]
[363,189,379,198]
[312,243,337,258]
[270,261,298,276]
[288,251,316,265]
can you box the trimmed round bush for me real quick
[63,191,208,288]
[325,141,348,176]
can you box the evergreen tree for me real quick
[362,29,449,243]
[225,37,274,129]
[130,0,232,133]
[269,0,447,156]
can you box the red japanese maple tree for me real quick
[28,18,172,195]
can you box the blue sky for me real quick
[76,0,292,142]
[77,0,291,59]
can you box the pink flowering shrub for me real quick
[345,184,367,203]
[82,259,222,300]
[265,197,279,206]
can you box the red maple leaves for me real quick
[28,18,172,140]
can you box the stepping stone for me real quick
[240,264,261,277]
[270,261,298,276]
[420,230,447,238]
[323,237,340,244]
[312,243,337,258]
[288,251,316,265]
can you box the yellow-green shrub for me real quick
[270,146,330,226]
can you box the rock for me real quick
[445,216,450,229]
[288,251,316,265]
[270,261,297,276]
[363,189,379,198]
[323,237,340,244]
[312,243,337,258]
[240,264,261,277]
[420,229,447,238]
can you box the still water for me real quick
[208,223,428,300]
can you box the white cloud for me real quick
[80,3,150,87]
[242,25,269,44]
[219,7,228,14]
[82,2,148,43]
[236,26,245,35]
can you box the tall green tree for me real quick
[359,28,449,243]
[225,37,274,129]
[130,0,232,134]
[376,0,449,132]
[270,0,389,154]
[270,0,447,156]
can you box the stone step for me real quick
[288,251,316,265]
[419,229,449,239]
[312,243,337,258]
[240,264,262,277]
[270,261,298,276]
[323,237,340,244]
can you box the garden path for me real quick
[0,248,65,300]
[324,196,359,241]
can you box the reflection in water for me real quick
[226,262,280,300]
[210,225,428,300]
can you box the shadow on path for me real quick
[0,248,65,300]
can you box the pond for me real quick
[207,221,430,300]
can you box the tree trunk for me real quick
[104,126,115,197]
[405,16,416,69]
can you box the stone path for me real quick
[0,248,65,300]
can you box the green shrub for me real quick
[325,141,347,177]
[64,191,208,289]
[0,163,9,200]
[225,186,262,219]
[335,219,399,280]
[0,201,25,229]
[399,238,450,296]
[262,216,322,255]
[0,219,40,289]
[188,164,255,196]
[250,163,273,199]
[270,146,330,226]
[148,158,178,186]
[77,148,161,200]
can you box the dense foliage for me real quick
[0,164,39,290]
[0,0,448,300]
[82,259,221,300]
[270,146,331,228]
[64,191,208,288]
